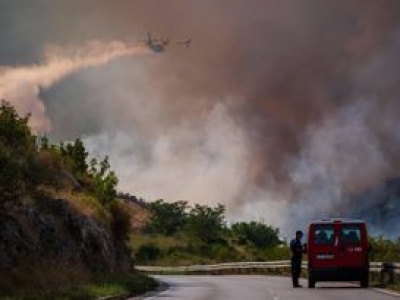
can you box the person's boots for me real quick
[293,277,302,288]
[292,277,297,287]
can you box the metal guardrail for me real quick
[136,261,400,283]
[136,260,293,273]
[370,262,400,273]
[370,262,400,284]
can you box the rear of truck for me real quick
[307,219,369,288]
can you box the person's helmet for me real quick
[296,230,303,236]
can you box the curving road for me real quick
[137,275,400,300]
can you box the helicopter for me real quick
[143,32,191,53]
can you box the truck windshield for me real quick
[314,225,335,245]
[340,225,361,246]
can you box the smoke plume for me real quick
[0,41,147,131]
[1,1,400,236]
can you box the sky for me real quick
[1,0,400,236]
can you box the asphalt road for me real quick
[138,275,400,300]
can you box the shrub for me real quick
[370,236,400,262]
[230,221,281,248]
[210,244,240,262]
[135,243,161,264]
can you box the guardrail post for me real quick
[383,263,395,285]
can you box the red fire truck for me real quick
[307,218,370,288]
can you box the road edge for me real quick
[129,279,170,299]
[372,288,400,298]
[129,275,400,299]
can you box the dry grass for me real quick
[129,233,186,253]
[39,186,112,227]
[116,199,150,230]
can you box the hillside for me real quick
[0,101,140,296]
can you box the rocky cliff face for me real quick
[0,197,132,276]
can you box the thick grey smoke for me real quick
[0,41,148,131]
[286,100,393,232]
[1,1,400,236]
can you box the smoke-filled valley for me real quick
[1,0,400,237]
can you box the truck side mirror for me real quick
[303,243,307,253]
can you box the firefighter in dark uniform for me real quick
[290,230,304,287]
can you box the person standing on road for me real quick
[290,230,304,287]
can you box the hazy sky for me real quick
[1,0,400,235]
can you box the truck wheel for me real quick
[308,276,315,288]
[360,272,369,288]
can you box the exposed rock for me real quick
[0,214,33,270]
[0,198,132,274]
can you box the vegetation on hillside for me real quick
[369,236,400,262]
[130,199,289,265]
[0,100,118,210]
[0,100,130,250]
[129,197,400,265]
[0,100,150,297]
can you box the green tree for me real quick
[38,135,49,150]
[91,156,118,208]
[0,101,36,205]
[59,141,67,157]
[71,138,88,174]
[230,221,281,248]
[89,157,98,174]
[0,100,33,152]
[145,200,188,236]
[184,204,226,244]
[61,138,88,175]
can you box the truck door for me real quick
[337,224,364,268]
[310,224,337,269]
